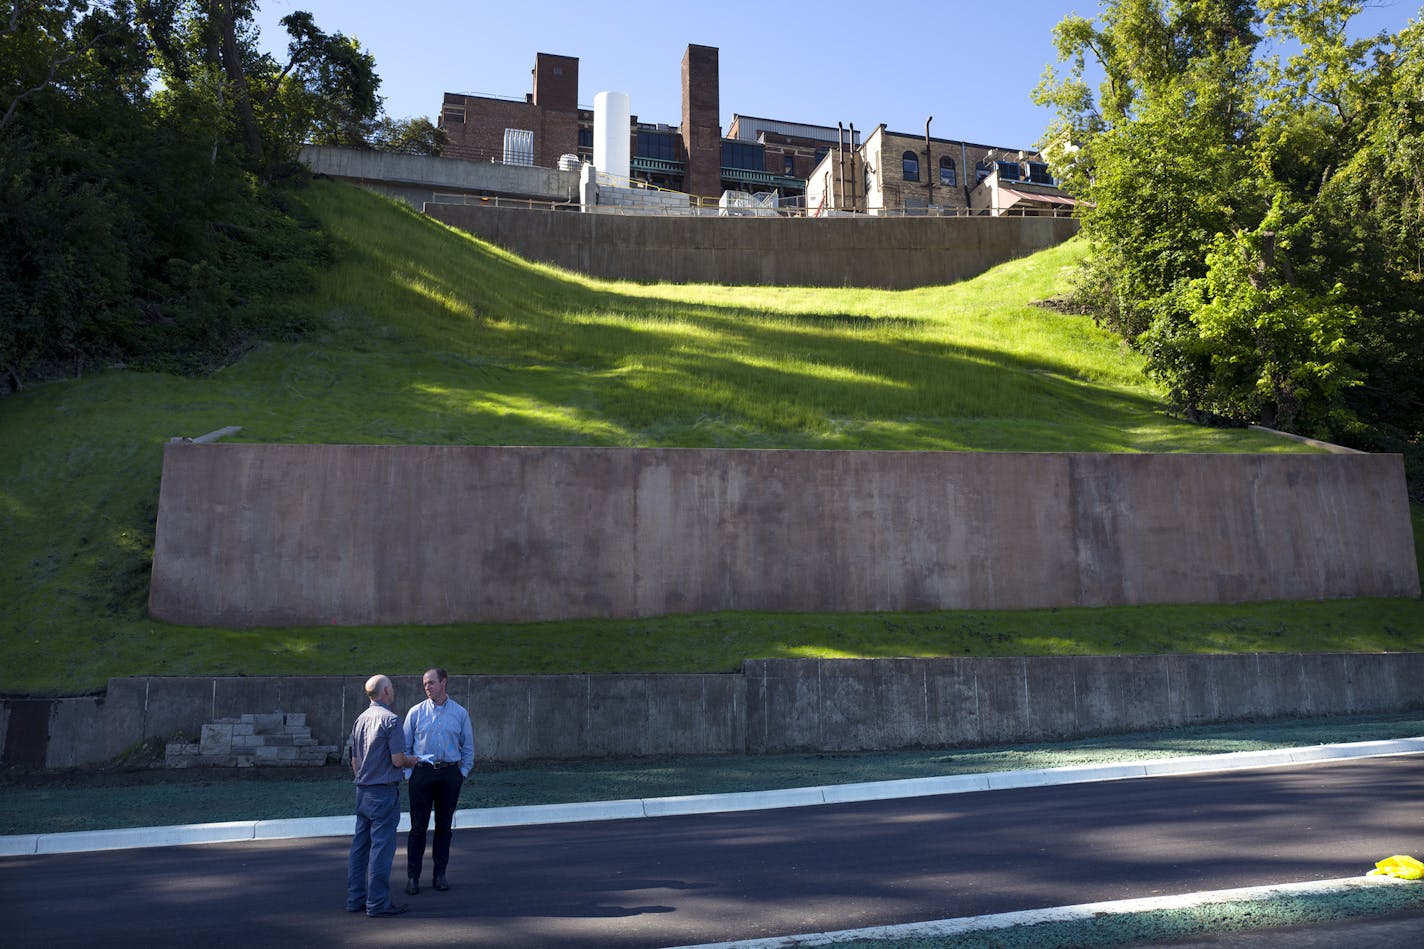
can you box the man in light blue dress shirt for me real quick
[402,667,475,895]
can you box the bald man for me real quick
[346,674,418,917]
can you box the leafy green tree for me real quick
[1,0,328,391]
[1037,0,1421,467]
[370,115,448,156]
[134,2,381,173]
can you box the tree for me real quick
[135,2,382,174]
[1,0,327,391]
[369,115,447,156]
[1036,1,1421,464]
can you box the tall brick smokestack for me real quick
[681,45,721,200]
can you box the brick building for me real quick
[437,45,1072,213]
[805,125,1071,216]
[724,116,858,204]
[440,53,584,169]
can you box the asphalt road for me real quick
[3,756,1421,948]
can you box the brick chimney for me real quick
[681,45,721,200]
[532,53,578,111]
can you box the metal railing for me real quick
[430,192,578,212]
[427,190,1077,219]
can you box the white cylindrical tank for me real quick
[593,91,630,182]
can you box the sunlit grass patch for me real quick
[1,181,1416,695]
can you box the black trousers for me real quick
[407,764,463,879]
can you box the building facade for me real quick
[438,46,1073,214]
[822,125,1068,215]
[440,53,584,169]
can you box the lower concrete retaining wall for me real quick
[424,202,1080,288]
[5,655,1421,768]
[147,445,1419,628]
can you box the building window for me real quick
[783,154,795,176]
[976,160,992,183]
[1027,161,1053,184]
[939,156,957,187]
[902,150,919,181]
[636,130,678,162]
[721,139,765,170]
[578,128,593,150]
[996,160,1022,181]
[503,128,534,166]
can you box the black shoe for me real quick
[432,874,449,891]
[405,877,419,895]
[367,902,409,918]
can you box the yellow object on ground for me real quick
[1367,855,1424,880]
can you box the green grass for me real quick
[1,181,1419,696]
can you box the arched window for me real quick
[902,150,920,181]
[939,156,957,187]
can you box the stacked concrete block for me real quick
[593,184,693,213]
[165,712,336,768]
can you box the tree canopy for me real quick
[0,1,425,390]
[1036,0,1422,483]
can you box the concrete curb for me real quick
[2,738,1420,857]
[659,876,1419,948]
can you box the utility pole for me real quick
[924,116,934,209]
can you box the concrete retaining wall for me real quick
[300,145,579,208]
[147,445,1419,629]
[423,202,1080,288]
[743,654,1424,752]
[5,655,1421,768]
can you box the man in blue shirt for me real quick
[347,674,417,917]
[403,667,475,895]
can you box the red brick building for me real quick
[440,53,584,169]
[436,45,1064,211]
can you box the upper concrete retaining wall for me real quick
[423,202,1080,288]
[7,654,1422,767]
[147,445,1419,628]
[300,145,578,208]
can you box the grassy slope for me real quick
[1,181,1419,695]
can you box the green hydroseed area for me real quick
[3,712,1421,836]
[2,182,1420,696]
[838,885,1424,949]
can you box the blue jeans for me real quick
[346,784,400,914]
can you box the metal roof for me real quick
[729,115,859,147]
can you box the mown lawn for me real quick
[2,181,1418,696]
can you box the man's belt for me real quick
[417,760,460,769]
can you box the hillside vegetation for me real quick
[2,181,1419,696]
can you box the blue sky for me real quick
[255,1,1417,151]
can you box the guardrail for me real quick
[425,191,1077,219]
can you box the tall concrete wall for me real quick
[299,145,579,208]
[7,655,1422,768]
[423,202,1080,288]
[147,445,1419,629]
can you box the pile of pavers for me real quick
[165,712,337,767]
